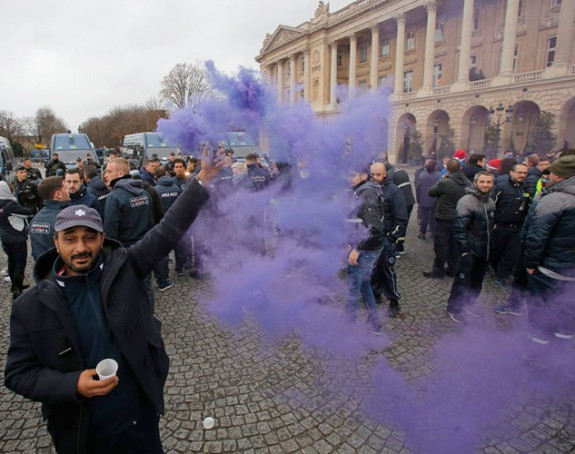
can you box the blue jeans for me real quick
[346,249,382,328]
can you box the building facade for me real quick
[256,0,575,163]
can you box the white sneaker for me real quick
[4,276,11,283]
[0,268,8,276]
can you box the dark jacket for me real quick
[4,178,209,454]
[29,200,68,260]
[0,199,35,243]
[351,181,385,251]
[86,177,110,212]
[428,170,470,221]
[492,178,530,227]
[463,163,483,182]
[524,167,542,197]
[45,159,67,177]
[387,165,415,207]
[453,187,495,259]
[524,176,575,277]
[247,164,270,191]
[139,166,156,186]
[13,178,43,212]
[155,176,181,214]
[69,185,103,220]
[415,169,441,208]
[103,177,152,247]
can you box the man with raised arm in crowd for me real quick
[4,154,221,454]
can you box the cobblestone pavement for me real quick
[2,181,575,453]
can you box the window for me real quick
[406,31,415,50]
[433,64,442,87]
[358,79,368,91]
[513,45,519,72]
[337,51,343,66]
[380,38,390,57]
[470,54,477,69]
[546,36,557,66]
[359,43,368,63]
[301,55,305,72]
[552,0,562,6]
[379,75,389,87]
[435,21,444,43]
[518,0,525,16]
[403,70,413,93]
[473,8,480,31]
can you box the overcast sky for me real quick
[1,0,350,132]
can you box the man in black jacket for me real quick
[368,162,408,318]
[4,158,219,453]
[423,159,470,278]
[490,163,530,287]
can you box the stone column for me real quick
[330,41,338,107]
[393,14,406,94]
[289,54,297,104]
[303,49,310,102]
[499,0,519,76]
[370,25,380,92]
[276,60,284,102]
[554,0,575,66]
[348,33,357,96]
[456,0,473,83]
[422,1,437,92]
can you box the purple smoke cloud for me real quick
[157,62,575,451]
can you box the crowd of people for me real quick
[1,144,574,452]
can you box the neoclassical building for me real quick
[256,0,575,163]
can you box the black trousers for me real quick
[431,219,458,275]
[1,240,27,292]
[490,225,521,279]
[417,205,436,235]
[505,244,528,310]
[446,253,489,314]
[371,239,401,304]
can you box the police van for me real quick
[50,133,95,169]
[122,132,180,166]
[0,135,16,178]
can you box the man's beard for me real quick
[66,252,97,273]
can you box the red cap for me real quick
[453,149,467,160]
[487,159,501,171]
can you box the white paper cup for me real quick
[96,359,118,380]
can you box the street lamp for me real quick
[432,118,439,154]
[487,103,513,156]
[468,115,476,150]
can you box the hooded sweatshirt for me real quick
[103,176,152,246]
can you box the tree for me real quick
[35,107,67,144]
[0,110,23,142]
[160,62,212,110]
[407,128,424,162]
[526,110,556,155]
[437,127,456,160]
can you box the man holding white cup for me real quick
[4,155,221,453]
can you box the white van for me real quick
[0,135,16,178]
[50,133,94,169]
[123,132,180,165]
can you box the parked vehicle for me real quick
[0,135,16,178]
[29,148,50,163]
[50,133,94,169]
[123,132,180,165]
[219,131,261,161]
